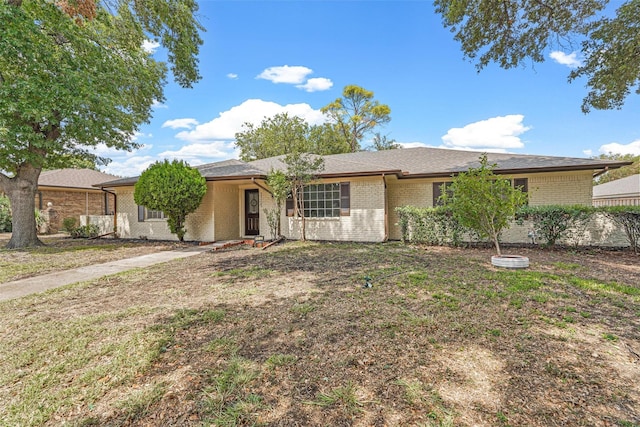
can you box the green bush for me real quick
[396,205,468,246]
[599,206,640,253]
[516,205,594,248]
[70,224,99,239]
[62,217,78,233]
[0,195,11,232]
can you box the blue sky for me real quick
[97,1,640,177]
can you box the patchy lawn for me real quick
[0,235,193,283]
[0,241,638,426]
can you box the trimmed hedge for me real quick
[395,206,470,246]
[397,204,640,252]
[516,205,594,248]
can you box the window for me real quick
[286,182,350,218]
[513,178,528,193]
[432,182,451,206]
[138,206,165,222]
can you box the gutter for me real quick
[251,177,273,197]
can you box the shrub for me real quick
[70,224,99,239]
[0,195,11,232]
[62,217,78,233]
[395,205,468,246]
[600,206,640,253]
[516,205,594,248]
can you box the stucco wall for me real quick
[284,176,386,242]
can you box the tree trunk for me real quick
[2,164,43,249]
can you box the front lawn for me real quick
[0,242,638,426]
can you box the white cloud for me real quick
[227,73,238,79]
[296,77,333,92]
[550,51,582,68]
[583,149,593,157]
[158,141,238,162]
[142,40,160,54]
[598,139,640,156]
[174,98,327,143]
[257,65,313,84]
[441,115,530,151]
[162,118,199,130]
[152,100,168,109]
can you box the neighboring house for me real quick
[38,169,119,231]
[96,147,631,242]
[593,174,640,206]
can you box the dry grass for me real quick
[0,240,639,426]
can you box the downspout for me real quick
[382,174,388,242]
[100,188,117,236]
[593,166,609,179]
[251,177,273,197]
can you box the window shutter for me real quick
[286,197,294,217]
[514,178,528,193]
[340,182,350,216]
[138,205,145,222]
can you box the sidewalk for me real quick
[0,243,221,302]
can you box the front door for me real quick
[245,189,259,235]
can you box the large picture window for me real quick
[287,182,350,218]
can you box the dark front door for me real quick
[245,189,260,235]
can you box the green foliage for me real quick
[434,0,640,113]
[371,132,401,150]
[61,217,77,233]
[134,160,206,241]
[0,195,11,232]
[600,205,640,253]
[395,205,468,246]
[283,152,325,241]
[517,205,594,248]
[69,224,99,239]
[442,154,527,255]
[265,169,290,237]
[234,113,349,161]
[263,207,280,241]
[34,209,46,231]
[0,0,203,248]
[321,85,392,152]
[592,154,639,184]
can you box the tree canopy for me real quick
[434,0,640,113]
[321,85,391,152]
[234,113,349,161]
[134,159,206,241]
[0,0,203,248]
[593,153,640,184]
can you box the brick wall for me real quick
[115,183,215,241]
[36,189,114,232]
[283,176,386,242]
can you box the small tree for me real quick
[443,154,527,256]
[283,153,325,241]
[134,160,206,241]
[265,169,290,238]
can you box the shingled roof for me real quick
[39,169,120,190]
[96,147,632,187]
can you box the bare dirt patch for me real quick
[0,241,638,426]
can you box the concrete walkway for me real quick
[0,243,226,302]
